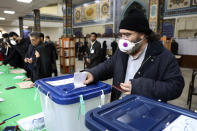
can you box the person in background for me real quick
[0,32,23,68]
[84,9,184,102]
[194,32,197,38]
[111,38,118,55]
[78,42,85,60]
[85,32,102,68]
[75,38,79,58]
[0,38,3,61]
[84,37,89,54]
[171,39,179,55]
[24,32,52,82]
[101,41,107,62]
[0,33,9,61]
[45,35,58,76]
[40,33,45,43]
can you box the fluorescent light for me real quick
[23,26,28,29]
[4,10,15,14]
[17,0,32,3]
[83,3,88,6]
[95,0,100,3]
[0,17,6,20]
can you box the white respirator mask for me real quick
[118,38,144,53]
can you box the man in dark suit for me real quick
[85,32,102,68]
[24,32,52,82]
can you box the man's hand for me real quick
[86,58,91,64]
[0,63,3,66]
[24,58,28,63]
[120,81,132,95]
[35,50,40,58]
[27,58,33,64]
[83,72,94,85]
[23,78,31,81]
[9,66,14,69]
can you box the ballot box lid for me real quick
[35,74,111,105]
[85,95,197,131]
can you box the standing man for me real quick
[85,32,102,68]
[84,9,184,102]
[45,35,58,76]
[24,32,52,82]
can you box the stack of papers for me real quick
[16,81,34,89]
[14,75,25,79]
[10,69,26,74]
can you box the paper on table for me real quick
[0,98,5,102]
[16,81,34,89]
[10,69,26,74]
[17,112,45,131]
[46,78,74,86]
[163,115,197,131]
[74,72,87,88]
[14,75,25,79]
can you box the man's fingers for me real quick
[120,85,131,92]
[124,92,131,95]
[120,83,131,88]
[83,79,91,85]
[83,72,94,85]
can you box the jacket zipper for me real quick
[141,55,152,68]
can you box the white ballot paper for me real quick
[74,72,87,88]
[163,115,197,131]
[14,75,25,79]
[46,78,74,86]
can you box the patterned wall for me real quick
[73,0,113,26]
[165,0,197,17]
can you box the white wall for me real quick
[41,27,63,42]
[82,25,106,35]
[0,25,63,42]
[0,26,20,34]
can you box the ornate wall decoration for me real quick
[167,0,190,10]
[74,7,82,23]
[84,3,97,21]
[193,0,197,5]
[100,0,110,19]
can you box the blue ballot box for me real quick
[35,74,111,131]
[85,95,197,131]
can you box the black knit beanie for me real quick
[119,9,152,35]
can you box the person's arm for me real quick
[89,42,101,62]
[131,55,184,101]
[32,56,41,82]
[3,47,15,65]
[87,49,119,82]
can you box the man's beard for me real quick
[126,37,143,55]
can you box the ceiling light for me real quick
[0,17,6,20]
[95,0,100,3]
[17,0,32,3]
[4,10,15,14]
[23,26,29,29]
[83,3,88,6]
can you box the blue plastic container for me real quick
[85,95,197,131]
[35,74,111,131]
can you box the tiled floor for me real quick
[56,58,197,111]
